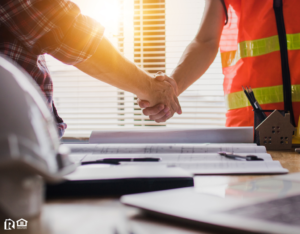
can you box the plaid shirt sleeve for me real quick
[0,0,105,65]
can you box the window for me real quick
[45,0,226,138]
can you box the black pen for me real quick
[81,157,161,165]
[219,152,264,161]
[249,87,267,119]
[242,86,256,110]
[242,86,266,121]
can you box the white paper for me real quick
[173,161,288,174]
[66,143,288,175]
[89,128,253,144]
[119,161,288,175]
[81,153,273,162]
[67,143,266,155]
[68,154,87,163]
[64,165,192,181]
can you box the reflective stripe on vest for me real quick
[225,84,300,110]
[221,33,300,68]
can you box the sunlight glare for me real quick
[73,0,120,36]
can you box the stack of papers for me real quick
[68,143,288,175]
[67,128,288,175]
[89,127,254,144]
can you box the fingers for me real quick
[177,106,182,115]
[140,100,177,123]
[142,72,182,118]
[154,72,179,96]
[149,109,168,121]
[169,99,179,115]
[137,98,150,108]
[167,93,181,115]
[166,77,179,96]
[143,104,165,116]
[154,74,181,114]
[169,81,178,94]
[155,110,175,123]
[174,96,182,114]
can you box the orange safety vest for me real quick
[220,0,300,127]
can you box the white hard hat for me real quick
[0,54,76,219]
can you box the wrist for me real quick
[135,71,153,100]
[170,74,184,96]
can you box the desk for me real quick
[2,150,300,234]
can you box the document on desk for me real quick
[66,143,288,175]
[81,153,273,162]
[119,161,288,175]
[67,143,267,155]
[67,143,267,163]
[89,127,253,144]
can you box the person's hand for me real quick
[138,72,182,120]
[138,72,182,122]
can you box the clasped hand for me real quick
[138,73,182,123]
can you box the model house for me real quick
[256,110,295,150]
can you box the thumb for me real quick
[153,71,167,81]
[154,75,166,81]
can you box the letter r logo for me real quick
[4,219,15,230]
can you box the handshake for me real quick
[137,72,182,123]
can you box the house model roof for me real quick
[256,110,295,132]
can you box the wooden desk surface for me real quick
[2,150,300,234]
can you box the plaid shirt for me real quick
[0,0,105,138]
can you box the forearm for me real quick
[75,37,180,111]
[75,37,153,100]
[171,39,219,95]
[137,0,225,121]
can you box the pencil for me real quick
[249,87,267,118]
[242,86,256,110]
[242,86,266,121]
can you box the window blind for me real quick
[133,0,166,74]
[45,0,226,138]
[165,0,226,127]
